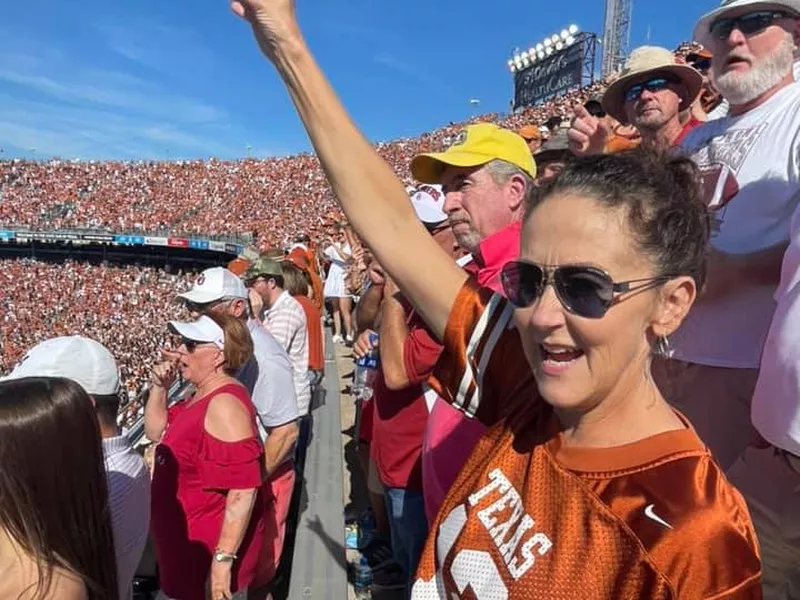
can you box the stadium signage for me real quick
[0,229,243,256]
[513,39,584,108]
[145,236,169,247]
[168,237,190,248]
[114,235,145,245]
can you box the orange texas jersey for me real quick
[414,280,762,599]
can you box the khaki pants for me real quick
[651,358,758,470]
[728,447,800,598]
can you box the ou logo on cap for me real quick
[451,130,467,148]
[196,274,206,286]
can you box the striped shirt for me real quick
[263,291,311,414]
[104,435,150,600]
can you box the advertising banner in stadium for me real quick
[0,229,241,255]
[82,233,115,243]
[33,232,81,242]
[114,234,145,245]
[513,40,584,108]
[189,239,209,250]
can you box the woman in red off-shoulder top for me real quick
[145,313,265,600]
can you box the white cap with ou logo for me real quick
[0,336,121,396]
[177,267,248,304]
[168,316,225,349]
[411,184,448,225]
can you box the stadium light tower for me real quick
[508,24,581,74]
[602,0,633,76]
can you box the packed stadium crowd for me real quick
[0,42,701,250]
[6,0,800,597]
[0,260,192,399]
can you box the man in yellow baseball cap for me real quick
[409,122,536,292]
[406,122,537,521]
[411,123,536,185]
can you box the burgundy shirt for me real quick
[371,310,443,491]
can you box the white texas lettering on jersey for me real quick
[411,469,553,599]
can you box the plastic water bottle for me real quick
[354,555,373,599]
[354,332,379,401]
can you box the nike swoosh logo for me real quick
[644,504,673,530]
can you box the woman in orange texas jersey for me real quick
[233,3,761,597]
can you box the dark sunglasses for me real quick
[585,105,606,118]
[180,337,201,352]
[689,57,712,72]
[500,260,674,319]
[179,337,217,353]
[709,11,790,40]
[184,298,230,313]
[624,77,675,103]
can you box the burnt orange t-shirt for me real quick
[412,281,761,599]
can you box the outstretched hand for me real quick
[230,0,302,59]
[567,103,610,156]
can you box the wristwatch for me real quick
[213,549,237,563]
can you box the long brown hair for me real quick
[0,377,119,600]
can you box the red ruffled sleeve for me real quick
[200,433,263,491]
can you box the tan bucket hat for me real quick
[601,46,703,125]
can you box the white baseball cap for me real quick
[168,316,225,349]
[411,184,447,225]
[1,336,120,396]
[177,267,248,304]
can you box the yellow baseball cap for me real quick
[411,123,537,185]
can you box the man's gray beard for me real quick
[714,34,794,106]
[454,230,481,254]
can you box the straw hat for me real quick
[601,46,703,125]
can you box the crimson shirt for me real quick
[370,310,444,490]
[151,383,265,599]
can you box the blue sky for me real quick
[0,0,712,160]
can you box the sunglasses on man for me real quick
[500,260,674,319]
[184,297,234,314]
[689,57,712,72]
[586,105,606,118]
[623,77,677,103]
[709,11,790,40]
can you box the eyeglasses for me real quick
[689,57,712,72]
[624,77,674,103]
[500,260,674,319]
[244,275,267,288]
[709,11,790,40]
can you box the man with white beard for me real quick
[653,2,800,593]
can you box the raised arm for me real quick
[232,0,466,339]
